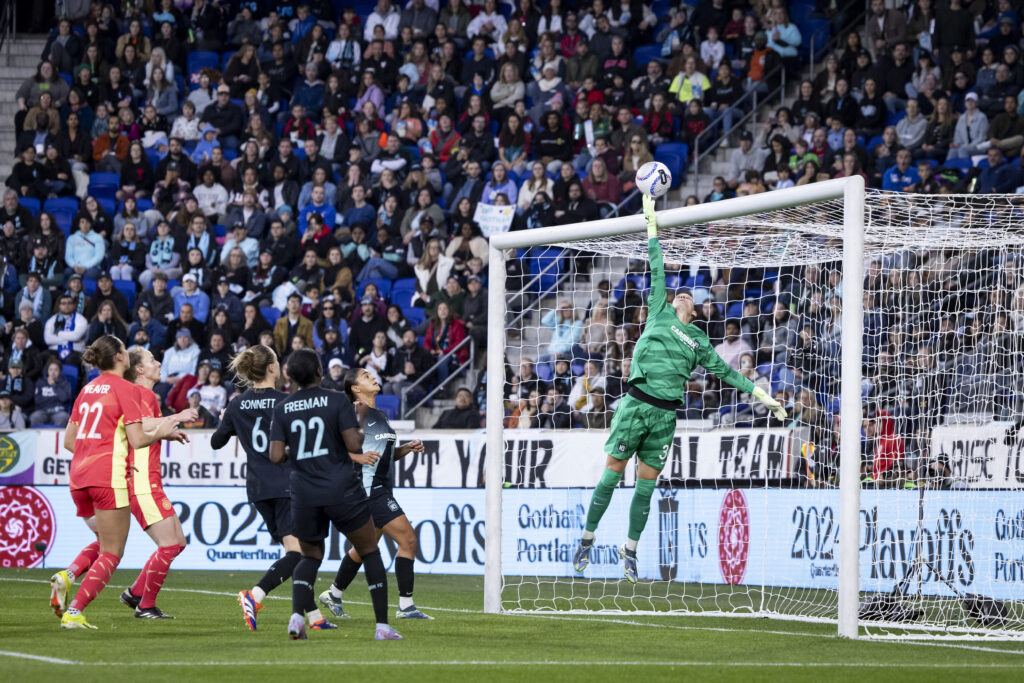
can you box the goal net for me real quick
[483,180,1024,640]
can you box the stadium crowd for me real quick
[1,0,1023,484]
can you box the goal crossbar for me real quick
[484,177,866,639]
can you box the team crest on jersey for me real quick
[618,443,627,453]
[161,498,173,511]
[670,326,699,350]
[387,498,399,512]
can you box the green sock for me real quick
[584,468,623,533]
[628,479,657,542]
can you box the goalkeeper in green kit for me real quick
[573,195,788,583]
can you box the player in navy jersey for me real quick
[268,349,402,641]
[210,345,296,631]
[318,368,431,620]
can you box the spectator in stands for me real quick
[948,92,989,158]
[866,0,906,57]
[745,30,780,97]
[86,299,129,345]
[433,387,479,428]
[129,301,167,352]
[715,320,753,371]
[44,295,88,367]
[274,292,314,354]
[727,131,765,190]
[554,180,600,224]
[16,272,51,321]
[0,390,26,429]
[896,99,927,153]
[174,272,211,323]
[978,147,1023,193]
[882,149,920,192]
[540,300,584,363]
[29,359,72,427]
[6,327,41,381]
[4,358,34,414]
[582,157,621,205]
[668,56,710,115]
[200,85,245,152]
[422,300,467,384]
[382,327,431,402]
[983,95,1024,158]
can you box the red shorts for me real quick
[71,487,129,518]
[129,488,177,529]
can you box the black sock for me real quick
[333,553,362,592]
[291,556,321,615]
[362,550,389,624]
[395,556,414,600]
[257,551,301,595]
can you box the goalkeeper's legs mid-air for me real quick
[573,395,675,583]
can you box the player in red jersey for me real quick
[118,347,193,618]
[54,336,192,630]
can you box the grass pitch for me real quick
[1,568,1022,682]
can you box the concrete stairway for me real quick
[1,36,50,182]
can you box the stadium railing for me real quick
[1,1,13,66]
[691,3,869,194]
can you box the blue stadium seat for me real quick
[401,305,425,327]
[221,51,237,70]
[885,110,906,126]
[798,19,830,60]
[20,197,41,216]
[357,278,393,299]
[62,364,79,390]
[261,306,281,326]
[390,278,417,305]
[187,51,220,76]
[536,363,553,381]
[88,172,120,189]
[634,45,663,66]
[59,72,72,86]
[50,207,75,237]
[726,301,743,319]
[376,394,400,419]
[43,197,80,214]
[98,198,117,216]
[114,279,137,308]
[866,135,885,152]
[944,158,973,171]
[526,246,565,294]
[665,274,682,290]
[136,198,154,212]
[654,142,689,184]
[83,278,98,296]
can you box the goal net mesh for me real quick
[496,190,1024,639]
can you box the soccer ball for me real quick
[635,161,672,199]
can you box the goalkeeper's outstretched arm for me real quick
[643,194,668,314]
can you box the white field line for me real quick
[1,653,1023,669]
[2,576,1023,659]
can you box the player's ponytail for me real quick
[229,344,276,388]
[82,335,125,372]
[285,349,322,389]
[342,369,360,402]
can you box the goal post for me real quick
[483,177,866,634]
[482,178,1024,640]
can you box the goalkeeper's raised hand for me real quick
[752,386,788,421]
[643,194,658,237]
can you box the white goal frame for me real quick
[483,176,866,639]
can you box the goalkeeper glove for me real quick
[752,386,788,421]
[642,194,658,237]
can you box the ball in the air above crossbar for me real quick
[635,161,672,199]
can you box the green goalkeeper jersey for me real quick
[627,237,756,402]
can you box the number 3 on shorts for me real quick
[659,444,670,465]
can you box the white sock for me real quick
[329,584,343,599]
[251,586,266,603]
[66,569,76,583]
[625,539,638,552]
[581,530,595,542]
[67,607,81,616]
[398,596,414,610]
[307,609,323,624]
[376,622,390,630]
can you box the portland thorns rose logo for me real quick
[0,487,56,568]
[718,489,749,585]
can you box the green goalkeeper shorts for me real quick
[603,393,677,471]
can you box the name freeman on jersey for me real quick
[284,395,329,413]
[671,326,699,350]
[238,398,277,411]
